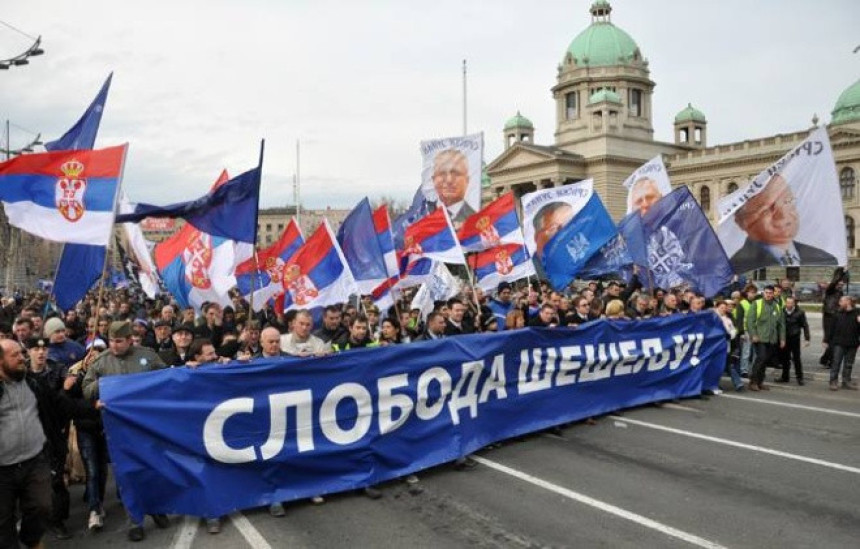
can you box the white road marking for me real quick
[661,403,702,413]
[169,515,199,549]
[473,456,727,549]
[610,416,860,475]
[230,512,274,549]
[718,393,860,418]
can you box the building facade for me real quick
[485,0,860,281]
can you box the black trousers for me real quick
[779,335,804,381]
[821,313,834,365]
[751,342,779,385]
[0,452,52,548]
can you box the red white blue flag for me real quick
[400,208,465,269]
[281,220,358,312]
[470,243,535,292]
[0,145,126,246]
[457,192,523,252]
[235,218,304,311]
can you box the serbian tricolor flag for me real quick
[368,204,402,309]
[470,243,535,292]
[400,208,465,269]
[281,220,358,312]
[457,192,523,252]
[235,218,304,311]
[0,145,126,246]
[153,171,253,310]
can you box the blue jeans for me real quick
[830,345,856,384]
[76,429,109,513]
[739,337,755,375]
[726,356,744,390]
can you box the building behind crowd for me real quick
[485,0,860,282]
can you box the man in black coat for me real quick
[825,296,860,391]
[777,297,810,385]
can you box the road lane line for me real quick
[169,515,199,549]
[661,403,702,413]
[718,393,860,418]
[472,456,727,549]
[229,512,274,549]
[610,416,860,475]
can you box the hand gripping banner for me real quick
[101,313,727,522]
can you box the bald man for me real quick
[730,173,837,273]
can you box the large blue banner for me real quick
[101,314,727,522]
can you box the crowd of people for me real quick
[1,266,857,547]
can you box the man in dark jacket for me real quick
[1,339,100,548]
[825,295,860,391]
[821,267,849,367]
[777,297,810,385]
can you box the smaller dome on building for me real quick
[588,88,622,105]
[504,111,534,131]
[675,103,707,123]
[831,78,860,125]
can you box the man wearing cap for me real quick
[159,323,195,367]
[82,321,168,542]
[44,317,86,374]
[148,319,174,353]
[1,339,101,549]
[131,318,156,350]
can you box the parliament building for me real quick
[485,0,860,281]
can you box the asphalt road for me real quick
[53,312,859,548]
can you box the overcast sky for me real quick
[1,0,857,210]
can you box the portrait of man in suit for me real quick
[730,173,837,273]
[629,176,663,217]
[532,201,574,259]
[431,148,476,224]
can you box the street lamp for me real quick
[2,120,42,160]
[0,18,44,70]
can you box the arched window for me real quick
[841,167,855,199]
[727,181,738,194]
[846,216,855,250]
[700,185,711,213]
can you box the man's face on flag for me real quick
[735,174,799,247]
[631,177,661,216]
[534,202,574,257]
[433,149,469,207]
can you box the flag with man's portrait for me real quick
[716,127,846,273]
[418,133,483,224]
[623,155,672,216]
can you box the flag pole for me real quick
[91,143,129,341]
[248,139,265,317]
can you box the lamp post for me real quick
[0,19,44,70]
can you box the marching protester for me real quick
[280,310,332,356]
[778,296,810,385]
[82,321,169,542]
[1,338,100,548]
[824,295,860,391]
[159,323,195,367]
[745,285,786,392]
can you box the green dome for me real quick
[588,88,622,105]
[832,78,860,125]
[565,2,642,67]
[675,103,707,123]
[504,111,533,130]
